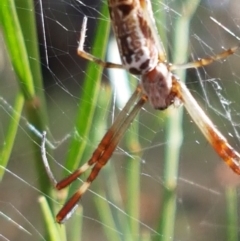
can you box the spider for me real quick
[41,0,240,223]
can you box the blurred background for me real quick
[0,0,240,240]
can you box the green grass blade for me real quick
[68,206,83,241]
[156,1,201,241]
[0,93,24,180]
[125,75,141,241]
[39,196,65,241]
[15,0,46,99]
[0,1,52,239]
[92,86,124,241]
[64,2,110,173]
[226,187,238,241]
[0,0,35,99]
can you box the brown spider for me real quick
[41,0,240,223]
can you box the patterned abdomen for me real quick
[108,0,159,75]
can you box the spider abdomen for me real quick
[108,0,158,75]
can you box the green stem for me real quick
[64,2,111,174]
[226,187,238,241]
[157,1,200,241]
[0,93,24,180]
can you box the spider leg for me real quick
[54,86,142,189]
[41,131,58,187]
[78,16,125,69]
[41,86,146,223]
[172,77,240,174]
[170,45,239,71]
[56,91,147,223]
[41,87,141,190]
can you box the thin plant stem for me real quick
[156,1,200,241]
[39,196,64,241]
[0,0,50,190]
[226,187,238,241]
[0,93,24,180]
[64,3,111,175]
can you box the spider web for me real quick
[1,0,240,240]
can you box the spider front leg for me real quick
[170,44,239,71]
[77,16,124,69]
